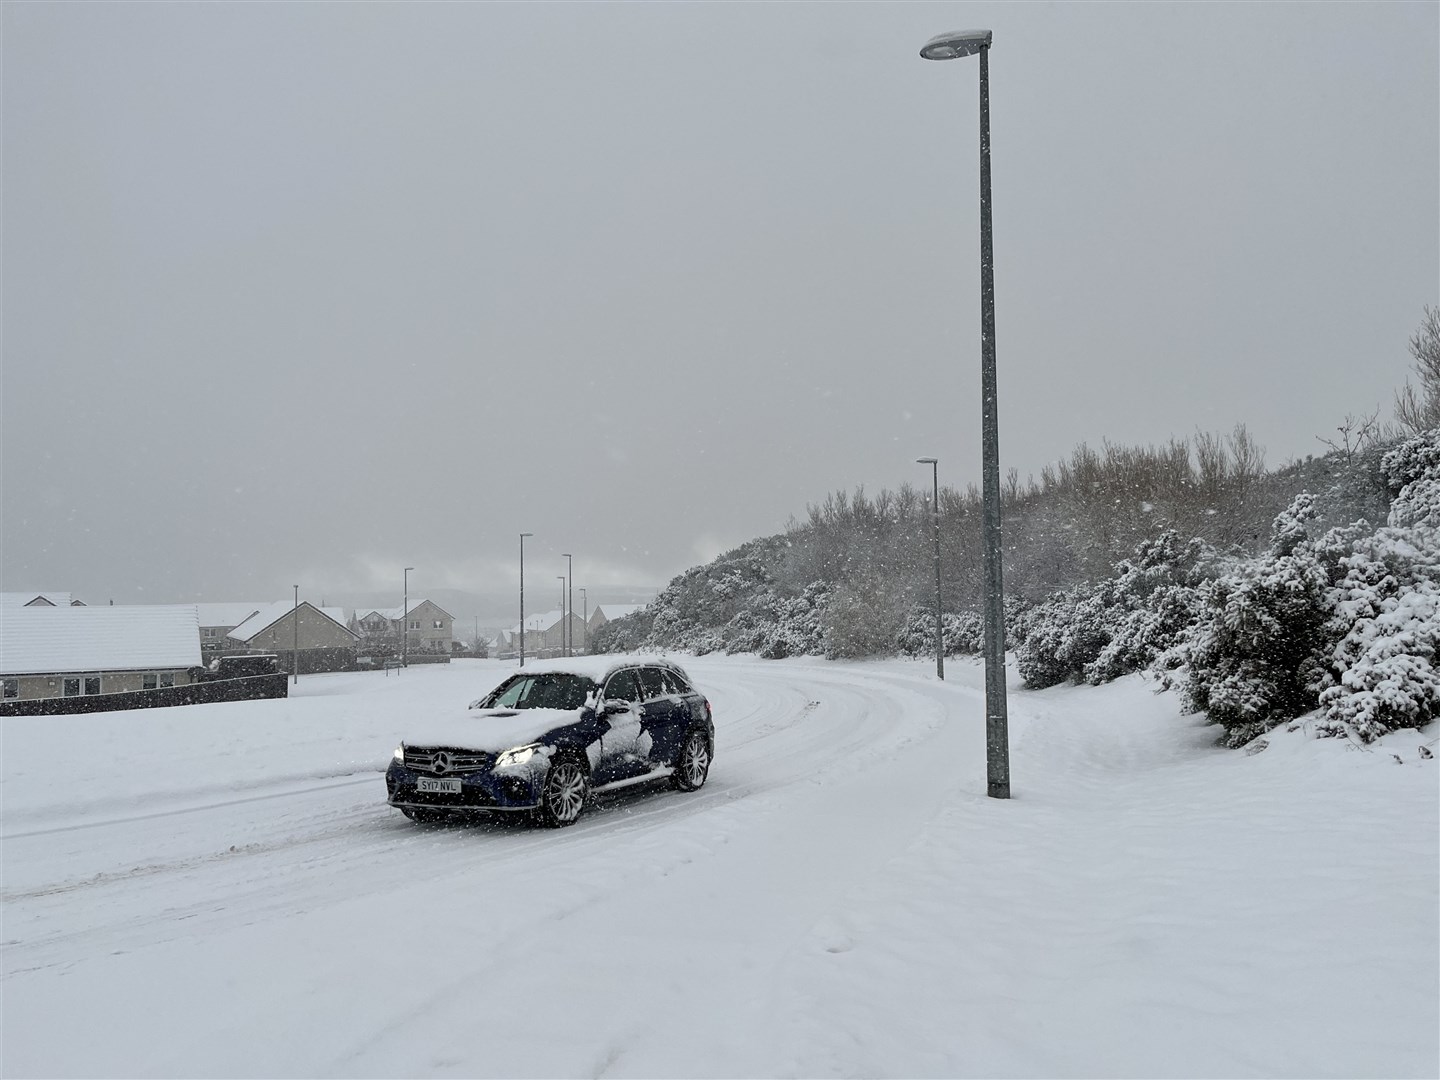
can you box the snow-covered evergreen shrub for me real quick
[896,609,985,658]
[1314,433,1440,741]
[1084,532,1214,684]
[1015,585,1114,689]
[822,578,909,659]
[1167,496,1361,747]
[1379,428,1440,493]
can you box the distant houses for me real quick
[349,600,454,661]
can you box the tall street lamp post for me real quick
[519,534,532,666]
[917,458,944,681]
[920,27,1010,799]
[402,567,414,669]
[292,584,299,684]
[561,553,574,657]
[579,587,587,654]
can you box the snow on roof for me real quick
[371,599,452,621]
[508,608,570,634]
[0,604,201,675]
[195,603,265,628]
[504,654,696,683]
[593,603,646,620]
[228,602,355,642]
[1,592,73,609]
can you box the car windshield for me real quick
[482,673,598,711]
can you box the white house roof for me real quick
[0,604,201,676]
[371,599,453,621]
[228,602,354,642]
[195,603,265,628]
[593,603,646,621]
[508,608,574,635]
[1,592,74,609]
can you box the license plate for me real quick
[417,777,462,794]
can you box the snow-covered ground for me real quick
[3,656,1436,1078]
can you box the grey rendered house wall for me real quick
[402,600,452,653]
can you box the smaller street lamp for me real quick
[917,459,944,681]
[519,534,533,666]
[402,567,414,668]
[292,584,300,684]
[579,587,588,654]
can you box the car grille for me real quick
[403,746,495,775]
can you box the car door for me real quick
[594,668,646,784]
[636,666,685,767]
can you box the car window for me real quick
[603,669,642,703]
[487,674,597,710]
[636,667,670,700]
[660,667,693,695]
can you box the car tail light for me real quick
[704,698,712,720]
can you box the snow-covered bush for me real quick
[721,582,829,659]
[1314,430,1440,741]
[1379,428,1440,492]
[896,609,985,658]
[1167,496,1362,747]
[1015,531,1215,689]
[822,578,910,659]
[1015,585,1114,689]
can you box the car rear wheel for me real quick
[536,757,589,827]
[671,728,711,792]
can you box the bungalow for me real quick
[0,604,201,702]
[227,602,358,674]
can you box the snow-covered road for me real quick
[3,657,1436,1078]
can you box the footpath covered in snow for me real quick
[2,656,1436,1078]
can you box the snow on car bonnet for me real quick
[401,707,583,754]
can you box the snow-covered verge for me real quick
[2,657,1436,1078]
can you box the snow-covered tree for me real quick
[1315,429,1440,741]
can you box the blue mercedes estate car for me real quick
[386,657,713,827]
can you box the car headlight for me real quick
[392,744,405,763]
[495,743,540,768]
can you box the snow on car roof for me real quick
[500,655,693,683]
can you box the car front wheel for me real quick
[536,757,589,827]
[671,728,711,792]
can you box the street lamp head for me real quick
[404,566,414,572]
[520,532,533,539]
[919,29,992,61]
[916,457,938,465]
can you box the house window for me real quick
[159,673,175,688]
[84,675,101,695]
[202,628,217,638]
[411,620,420,630]
[433,620,444,630]
[3,678,17,699]
[63,678,81,697]
[143,673,158,690]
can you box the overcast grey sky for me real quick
[3,1,1436,619]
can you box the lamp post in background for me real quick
[561,553,574,657]
[579,587,588,654]
[402,567,414,668]
[917,458,944,681]
[920,27,1010,799]
[519,534,533,666]
[292,584,299,684]
[556,577,566,657]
